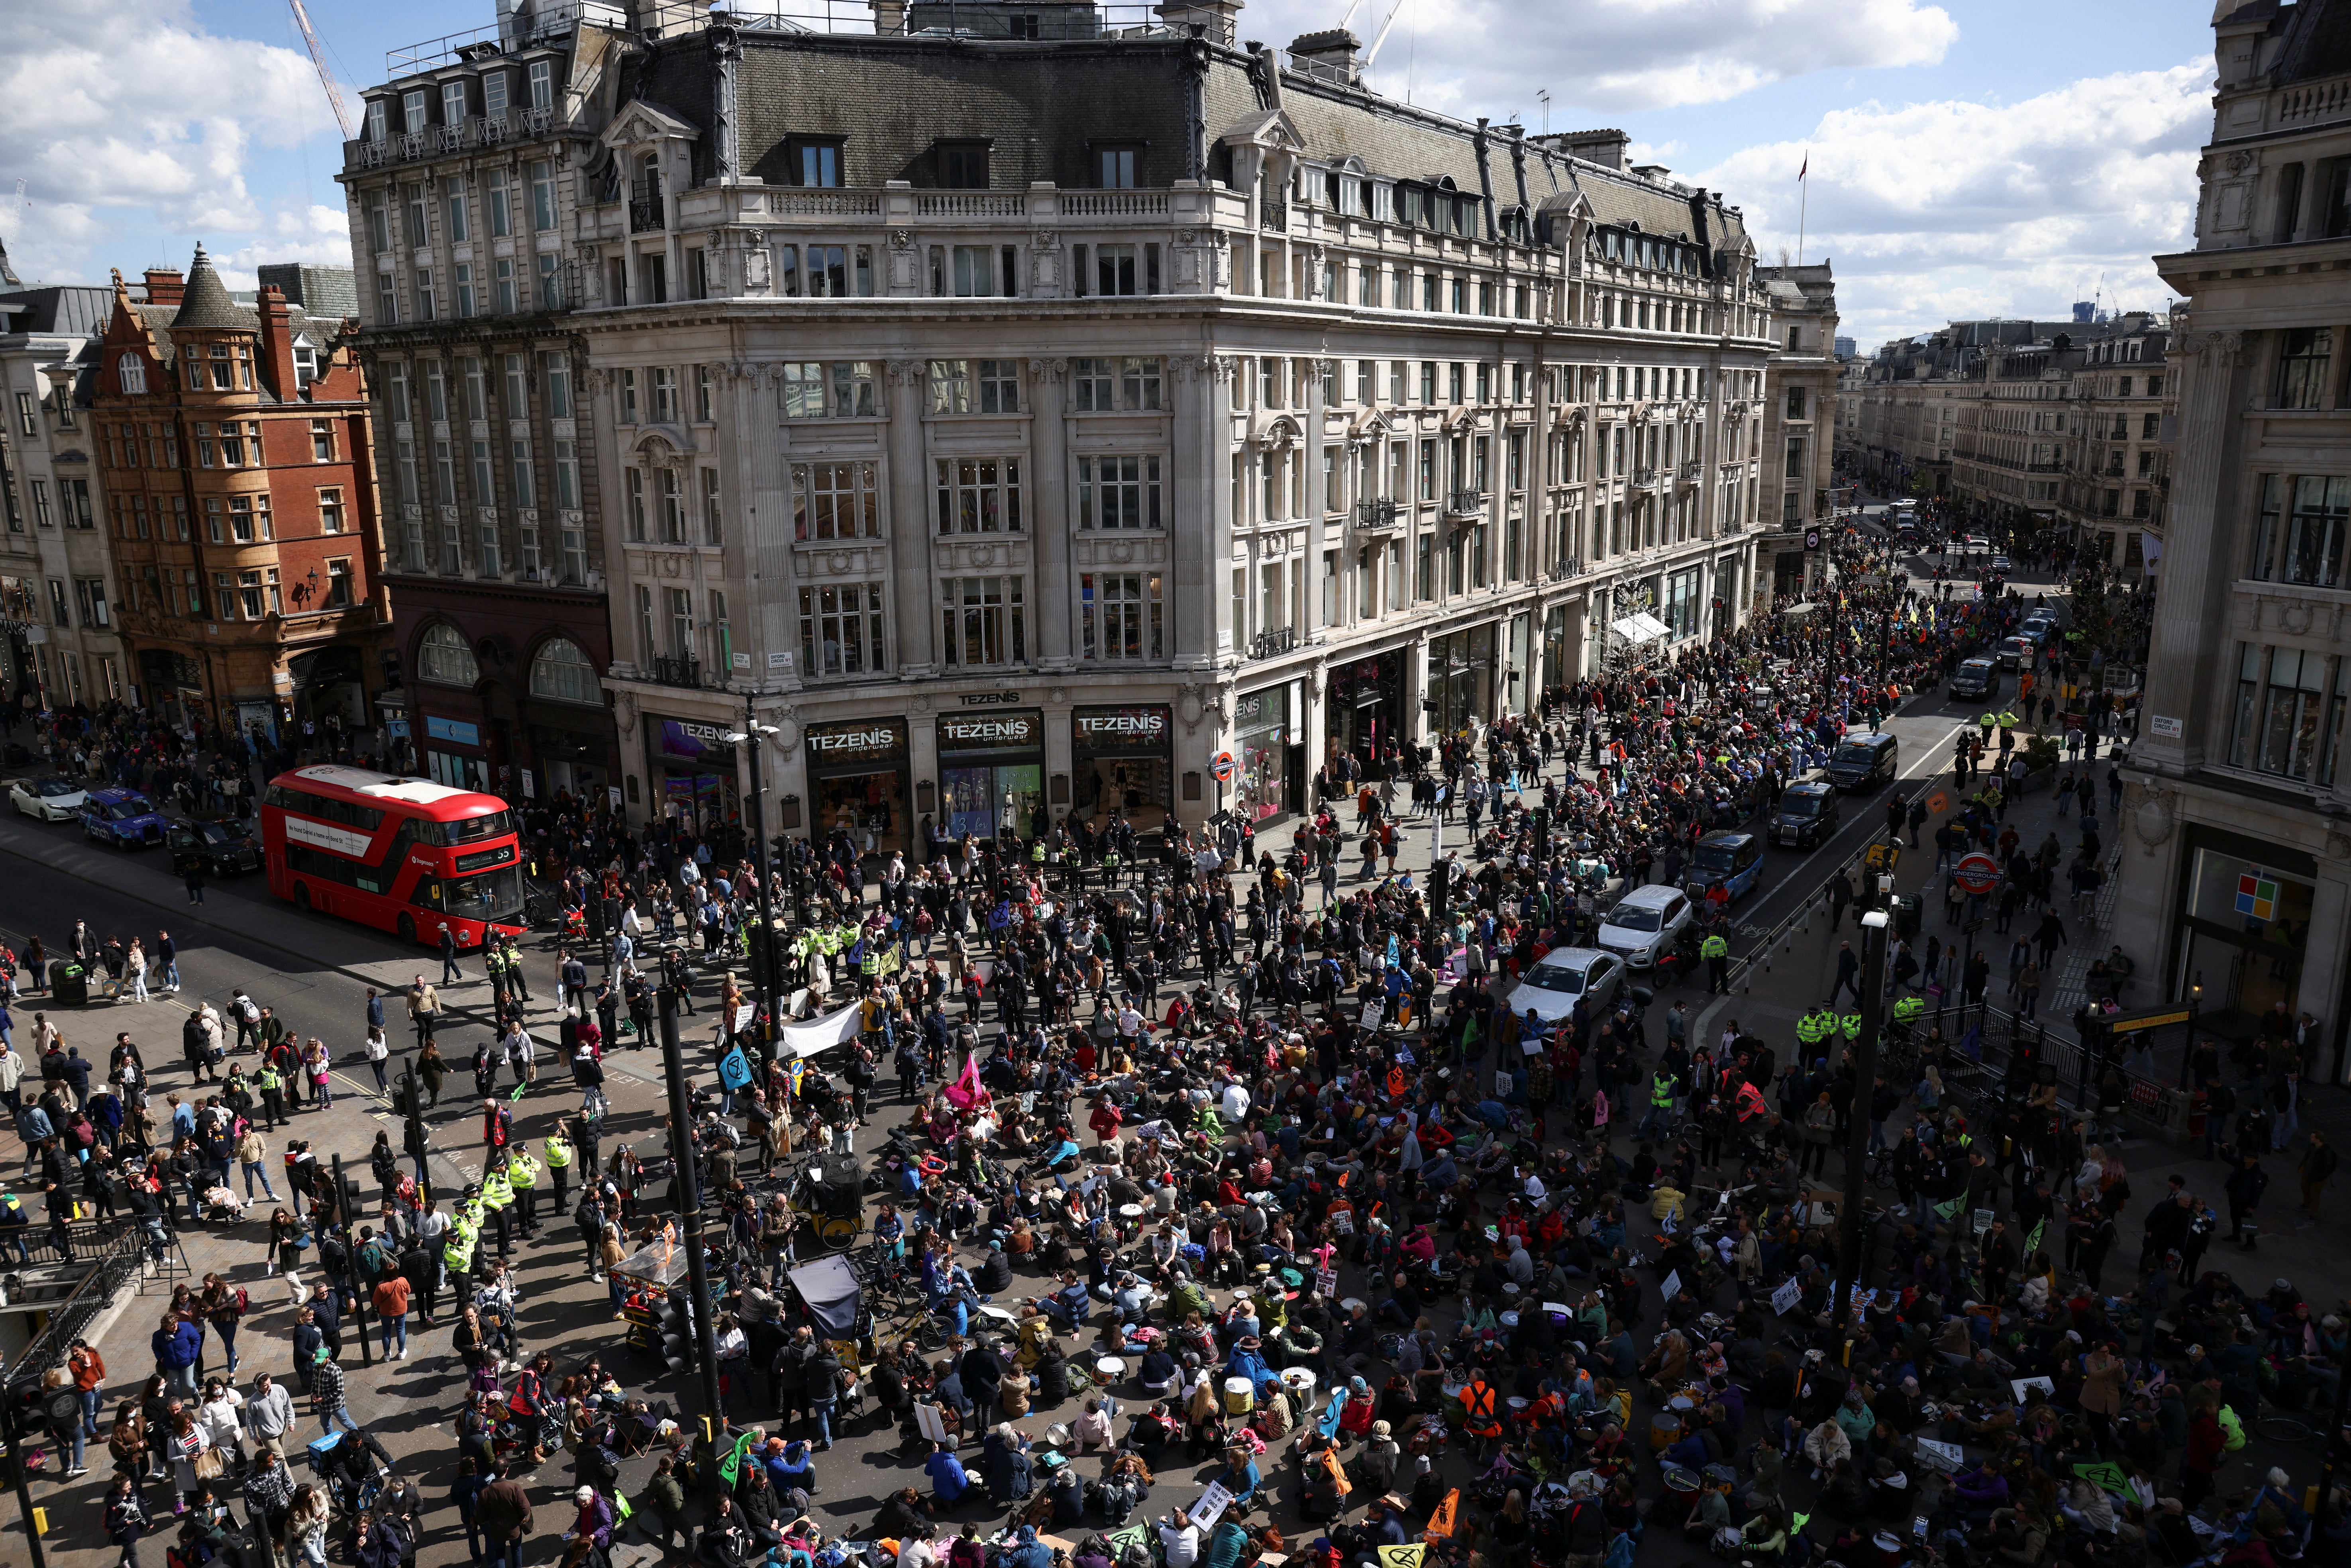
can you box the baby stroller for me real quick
[198,1182,250,1225]
[307,1429,393,1519]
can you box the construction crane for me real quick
[289,0,355,141]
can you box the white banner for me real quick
[1771,1278,1803,1315]
[1660,1270,1683,1303]
[776,1001,863,1060]
[1189,1481,1234,1529]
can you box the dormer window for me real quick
[442,81,467,126]
[483,72,508,117]
[366,99,387,143]
[789,139,843,188]
[937,141,990,190]
[1096,145,1139,189]
[528,60,553,110]
[117,353,147,395]
[402,90,428,134]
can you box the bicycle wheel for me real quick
[2259,1415,2314,1445]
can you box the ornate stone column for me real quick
[884,358,936,675]
[1029,356,1074,669]
[2139,328,2245,768]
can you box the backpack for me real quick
[237,997,260,1024]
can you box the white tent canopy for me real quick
[1611,612,1671,643]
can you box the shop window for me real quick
[939,576,1026,667]
[418,622,481,686]
[1075,455,1162,530]
[529,637,600,704]
[2230,643,2338,780]
[1080,572,1162,661]
[793,461,879,540]
[934,458,1022,534]
[799,582,887,677]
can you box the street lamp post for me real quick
[725,692,783,1075]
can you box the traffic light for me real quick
[1431,859,1450,917]
[659,1289,694,1376]
[1532,807,1550,861]
[746,921,778,998]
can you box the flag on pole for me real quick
[1799,151,1809,181]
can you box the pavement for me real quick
[2,537,2347,1568]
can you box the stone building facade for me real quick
[90,251,390,743]
[2057,310,2178,581]
[1754,262,1838,598]
[337,0,624,799]
[350,0,1792,848]
[2114,0,2351,1075]
[0,266,123,712]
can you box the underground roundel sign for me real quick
[1952,853,2001,895]
[1210,751,1236,783]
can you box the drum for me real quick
[1280,1368,1318,1400]
[1223,1377,1256,1416]
[1648,1412,1682,1451]
[1507,1396,1531,1414]
[1096,1358,1126,1384]
[1118,1203,1145,1222]
[1872,1533,1905,1568]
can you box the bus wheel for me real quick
[294,884,311,911]
[397,914,417,944]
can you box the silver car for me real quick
[9,776,88,822]
[1507,946,1625,1025]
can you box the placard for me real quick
[1316,1267,1338,1298]
[1771,1277,1804,1315]
[914,1402,950,1442]
[1915,1437,1966,1473]
[1660,1270,1683,1302]
[1362,999,1385,1032]
[1327,1207,1353,1235]
[1189,1480,1234,1528]
[2010,1376,2055,1404]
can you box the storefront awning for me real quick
[1611,612,1671,643]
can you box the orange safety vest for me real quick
[1386,1066,1407,1101]
[1461,1381,1501,1435]
[1735,1080,1768,1122]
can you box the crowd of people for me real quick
[7,507,2345,1568]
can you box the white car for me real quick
[1595,884,1696,969]
[9,776,89,822]
[1508,946,1626,1025]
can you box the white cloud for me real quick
[0,0,336,281]
[1248,0,1956,114]
[1688,59,2212,345]
[214,207,361,290]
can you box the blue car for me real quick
[1684,830,1765,903]
[82,788,169,849]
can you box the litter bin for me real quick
[49,960,87,1006]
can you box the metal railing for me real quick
[1548,557,1584,581]
[1247,626,1299,660]
[649,653,707,689]
[1353,497,1401,530]
[630,192,666,233]
[1445,487,1486,516]
[1260,200,1288,232]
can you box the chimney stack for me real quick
[1287,28,1362,86]
[143,267,185,307]
[257,286,300,403]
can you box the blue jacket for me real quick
[924,1449,968,1503]
[153,1319,202,1370]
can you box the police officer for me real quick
[507,1146,541,1234]
[543,1126,574,1215]
[255,1060,288,1130]
[442,1199,479,1307]
[479,1160,515,1261]
[1701,930,1730,994]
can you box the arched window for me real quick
[527,636,600,704]
[416,623,479,686]
[117,353,147,395]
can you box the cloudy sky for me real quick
[1,0,2217,345]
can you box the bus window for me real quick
[411,881,444,911]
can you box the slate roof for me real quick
[171,247,248,332]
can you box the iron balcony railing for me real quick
[1353,497,1401,530]
[1248,626,1299,660]
[1445,487,1486,517]
[650,653,707,689]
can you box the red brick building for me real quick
[92,247,391,743]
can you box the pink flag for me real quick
[944,1052,982,1110]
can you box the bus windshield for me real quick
[437,866,526,926]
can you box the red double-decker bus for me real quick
[259,764,526,948]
